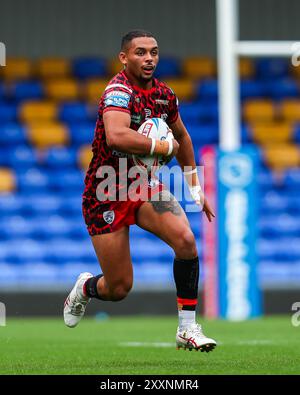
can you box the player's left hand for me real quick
[202,197,215,222]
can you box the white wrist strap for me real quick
[189,185,203,202]
[150,138,156,155]
[183,168,198,176]
[167,138,173,156]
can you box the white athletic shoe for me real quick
[176,323,217,352]
[64,272,93,328]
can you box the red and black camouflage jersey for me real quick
[83,70,179,202]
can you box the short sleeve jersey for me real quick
[83,70,179,201]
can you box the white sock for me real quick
[178,310,196,330]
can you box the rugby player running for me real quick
[64,30,217,352]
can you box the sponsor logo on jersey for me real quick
[144,108,152,119]
[155,99,169,105]
[131,114,142,124]
[103,210,115,224]
[104,92,130,108]
[106,90,130,99]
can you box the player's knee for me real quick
[174,228,197,258]
[110,281,132,301]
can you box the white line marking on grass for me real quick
[120,340,274,348]
[120,342,174,348]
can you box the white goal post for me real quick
[216,0,296,151]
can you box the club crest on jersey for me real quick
[148,178,159,188]
[103,210,115,224]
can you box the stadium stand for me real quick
[0,56,300,289]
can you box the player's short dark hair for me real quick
[121,30,156,51]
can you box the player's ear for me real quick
[119,52,127,69]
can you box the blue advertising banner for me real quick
[217,146,261,320]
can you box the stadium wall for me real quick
[0,0,299,58]
[0,290,297,317]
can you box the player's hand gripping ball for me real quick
[132,118,174,173]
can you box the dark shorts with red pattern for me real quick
[82,181,164,236]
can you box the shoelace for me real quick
[189,324,207,339]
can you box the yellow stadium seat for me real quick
[290,62,300,79]
[109,58,123,76]
[45,78,80,101]
[182,57,216,79]
[27,122,69,148]
[243,99,276,123]
[84,79,110,103]
[263,144,300,171]
[19,101,58,123]
[35,58,70,79]
[0,58,32,80]
[280,99,300,122]
[239,58,255,79]
[250,121,293,145]
[164,79,194,101]
[78,145,93,170]
[0,168,16,193]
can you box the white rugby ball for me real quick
[132,118,173,172]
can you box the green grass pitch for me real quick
[0,315,299,375]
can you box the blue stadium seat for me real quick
[42,147,77,169]
[17,168,50,192]
[185,123,218,144]
[46,238,95,262]
[60,196,82,215]
[154,57,181,78]
[72,57,107,79]
[37,215,73,239]
[21,194,63,215]
[0,123,26,146]
[130,238,173,263]
[0,103,18,122]
[7,239,49,263]
[59,102,89,122]
[48,169,84,192]
[0,216,36,239]
[68,122,95,145]
[179,101,218,123]
[240,80,266,98]
[259,214,300,237]
[266,78,299,99]
[258,237,300,261]
[258,168,275,189]
[8,145,37,169]
[285,169,300,186]
[256,58,289,79]
[11,81,44,101]
[196,79,218,99]
[0,194,23,215]
[261,191,289,213]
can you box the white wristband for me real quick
[150,138,156,155]
[167,138,173,156]
[183,168,197,176]
[189,185,203,203]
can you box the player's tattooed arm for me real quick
[150,190,183,216]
